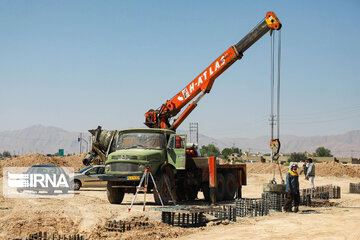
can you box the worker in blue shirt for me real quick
[283,163,300,213]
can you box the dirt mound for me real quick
[89,220,191,240]
[2,215,79,239]
[315,161,360,178]
[0,153,86,176]
[247,162,360,178]
[246,162,288,175]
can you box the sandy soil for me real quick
[1,155,360,239]
[1,171,360,240]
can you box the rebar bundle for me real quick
[350,183,360,194]
[12,232,88,240]
[105,220,152,232]
[161,212,207,227]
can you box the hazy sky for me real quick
[1,0,359,138]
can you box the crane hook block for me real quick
[270,139,281,157]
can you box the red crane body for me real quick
[145,12,281,130]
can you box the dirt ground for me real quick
[1,157,360,239]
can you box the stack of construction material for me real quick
[208,205,237,222]
[12,232,88,240]
[261,193,286,211]
[301,185,341,199]
[161,211,207,227]
[350,183,360,193]
[207,198,269,222]
[235,198,269,217]
[105,220,152,232]
[156,206,218,227]
[261,185,341,211]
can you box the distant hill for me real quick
[176,130,360,158]
[0,125,90,155]
[0,125,359,157]
[214,131,360,158]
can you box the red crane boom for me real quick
[145,12,281,130]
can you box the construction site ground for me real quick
[1,155,360,239]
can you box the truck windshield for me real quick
[117,132,166,150]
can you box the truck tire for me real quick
[154,174,170,205]
[202,184,210,201]
[107,182,124,204]
[186,189,198,201]
[224,173,236,200]
[73,180,81,191]
[175,185,197,201]
[216,173,225,202]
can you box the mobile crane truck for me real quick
[84,12,282,204]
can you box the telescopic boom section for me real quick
[144,12,281,130]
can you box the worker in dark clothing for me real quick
[283,163,300,213]
[300,159,308,179]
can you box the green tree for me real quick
[231,147,241,154]
[314,147,332,157]
[221,148,233,159]
[288,152,307,162]
[2,151,11,158]
[221,147,242,159]
[200,144,220,157]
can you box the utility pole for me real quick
[78,133,83,154]
[78,133,90,154]
[189,122,199,144]
[88,136,92,152]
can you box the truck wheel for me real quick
[216,173,225,202]
[224,173,236,200]
[202,184,210,201]
[107,182,124,204]
[154,174,170,205]
[175,184,186,201]
[73,180,81,191]
[186,189,198,201]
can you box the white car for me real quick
[72,165,106,190]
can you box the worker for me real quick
[306,158,315,189]
[283,163,300,213]
[300,159,308,179]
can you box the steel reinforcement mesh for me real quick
[161,212,207,227]
[12,232,88,240]
[301,185,341,199]
[105,220,152,232]
[350,183,360,193]
[205,185,341,223]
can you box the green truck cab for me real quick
[100,128,193,204]
[87,127,246,205]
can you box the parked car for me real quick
[72,165,106,190]
[17,164,71,194]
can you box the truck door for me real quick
[167,134,186,170]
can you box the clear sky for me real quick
[1,0,359,138]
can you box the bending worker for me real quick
[283,163,300,213]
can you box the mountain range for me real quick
[0,125,359,157]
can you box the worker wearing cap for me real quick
[283,163,300,213]
[306,158,315,189]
